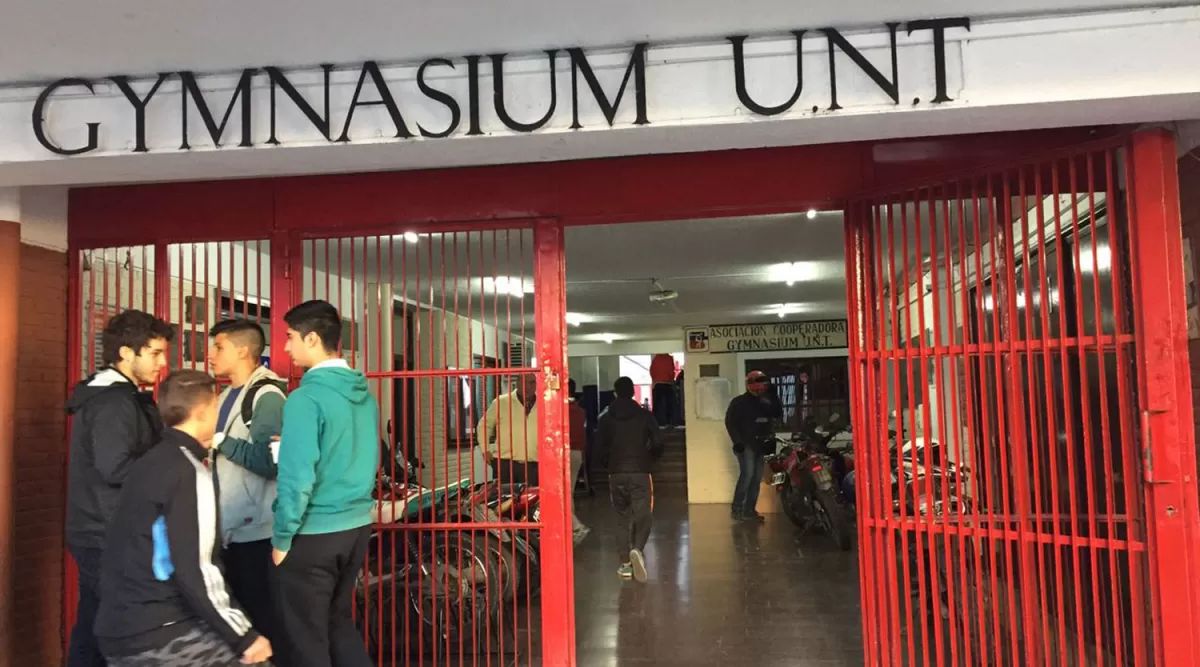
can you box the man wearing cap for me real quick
[724,370,782,522]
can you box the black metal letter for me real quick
[568,43,649,129]
[111,73,171,153]
[31,78,99,156]
[729,31,806,116]
[338,61,413,142]
[417,58,461,139]
[266,65,333,144]
[491,50,558,133]
[465,55,485,136]
[822,23,899,111]
[179,69,255,149]
[906,17,970,103]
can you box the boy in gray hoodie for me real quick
[207,320,286,640]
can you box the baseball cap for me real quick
[746,370,769,390]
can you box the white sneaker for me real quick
[573,526,591,545]
[629,549,647,583]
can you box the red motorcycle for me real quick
[765,417,854,550]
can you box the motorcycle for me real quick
[765,414,855,550]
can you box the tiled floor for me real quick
[571,488,865,667]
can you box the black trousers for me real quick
[609,472,653,558]
[271,527,371,667]
[67,546,107,667]
[223,539,274,640]
[652,383,674,426]
[492,458,539,486]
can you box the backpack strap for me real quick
[240,378,288,426]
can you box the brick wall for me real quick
[13,244,68,666]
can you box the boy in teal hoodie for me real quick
[271,300,378,667]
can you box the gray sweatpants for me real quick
[609,472,653,558]
[106,627,247,667]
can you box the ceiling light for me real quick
[771,303,808,318]
[769,261,820,286]
[602,334,615,344]
[566,313,585,326]
[806,209,818,220]
[484,276,533,298]
[403,231,420,244]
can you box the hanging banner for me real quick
[685,319,848,354]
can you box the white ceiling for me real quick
[3,0,1183,83]
[564,213,847,342]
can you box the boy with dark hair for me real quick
[95,369,272,666]
[207,319,287,640]
[596,376,662,583]
[273,300,378,667]
[66,309,173,667]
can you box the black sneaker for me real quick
[740,512,766,523]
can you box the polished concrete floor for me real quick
[570,488,865,667]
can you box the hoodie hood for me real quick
[301,362,371,404]
[66,368,139,414]
[607,397,643,420]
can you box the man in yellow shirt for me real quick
[476,374,539,485]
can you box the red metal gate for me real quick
[67,221,573,665]
[844,131,1200,667]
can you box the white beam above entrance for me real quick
[2,7,1199,186]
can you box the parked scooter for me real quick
[765,414,855,550]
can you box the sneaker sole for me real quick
[630,550,647,583]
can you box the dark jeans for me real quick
[223,539,274,640]
[609,472,653,557]
[732,448,765,516]
[651,383,674,426]
[272,526,372,667]
[68,546,107,667]
[492,458,539,486]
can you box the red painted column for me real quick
[1129,128,1200,666]
[0,221,20,665]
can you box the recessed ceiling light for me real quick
[806,209,818,220]
[485,276,533,298]
[769,261,820,286]
[566,313,585,326]
[602,334,615,344]
[403,231,420,244]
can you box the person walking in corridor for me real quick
[568,379,590,543]
[94,370,272,667]
[596,377,662,582]
[272,300,378,667]
[66,310,173,667]
[725,370,782,522]
[207,319,287,641]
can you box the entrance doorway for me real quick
[63,130,1200,666]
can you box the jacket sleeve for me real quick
[724,397,747,449]
[92,394,144,486]
[164,466,260,653]
[273,392,321,552]
[217,391,284,479]
[475,398,499,454]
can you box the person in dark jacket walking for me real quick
[724,370,783,522]
[95,369,272,666]
[66,309,173,667]
[596,376,662,582]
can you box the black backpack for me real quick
[239,378,288,426]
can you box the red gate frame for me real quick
[62,125,1199,664]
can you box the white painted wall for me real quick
[3,8,1199,185]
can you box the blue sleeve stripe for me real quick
[152,516,175,581]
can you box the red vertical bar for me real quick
[1128,129,1200,667]
[63,246,84,642]
[270,231,294,381]
[534,220,572,667]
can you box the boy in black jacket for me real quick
[66,309,173,667]
[95,370,272,666]
[596,376,662,583]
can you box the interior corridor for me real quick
[572,487,864,666]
